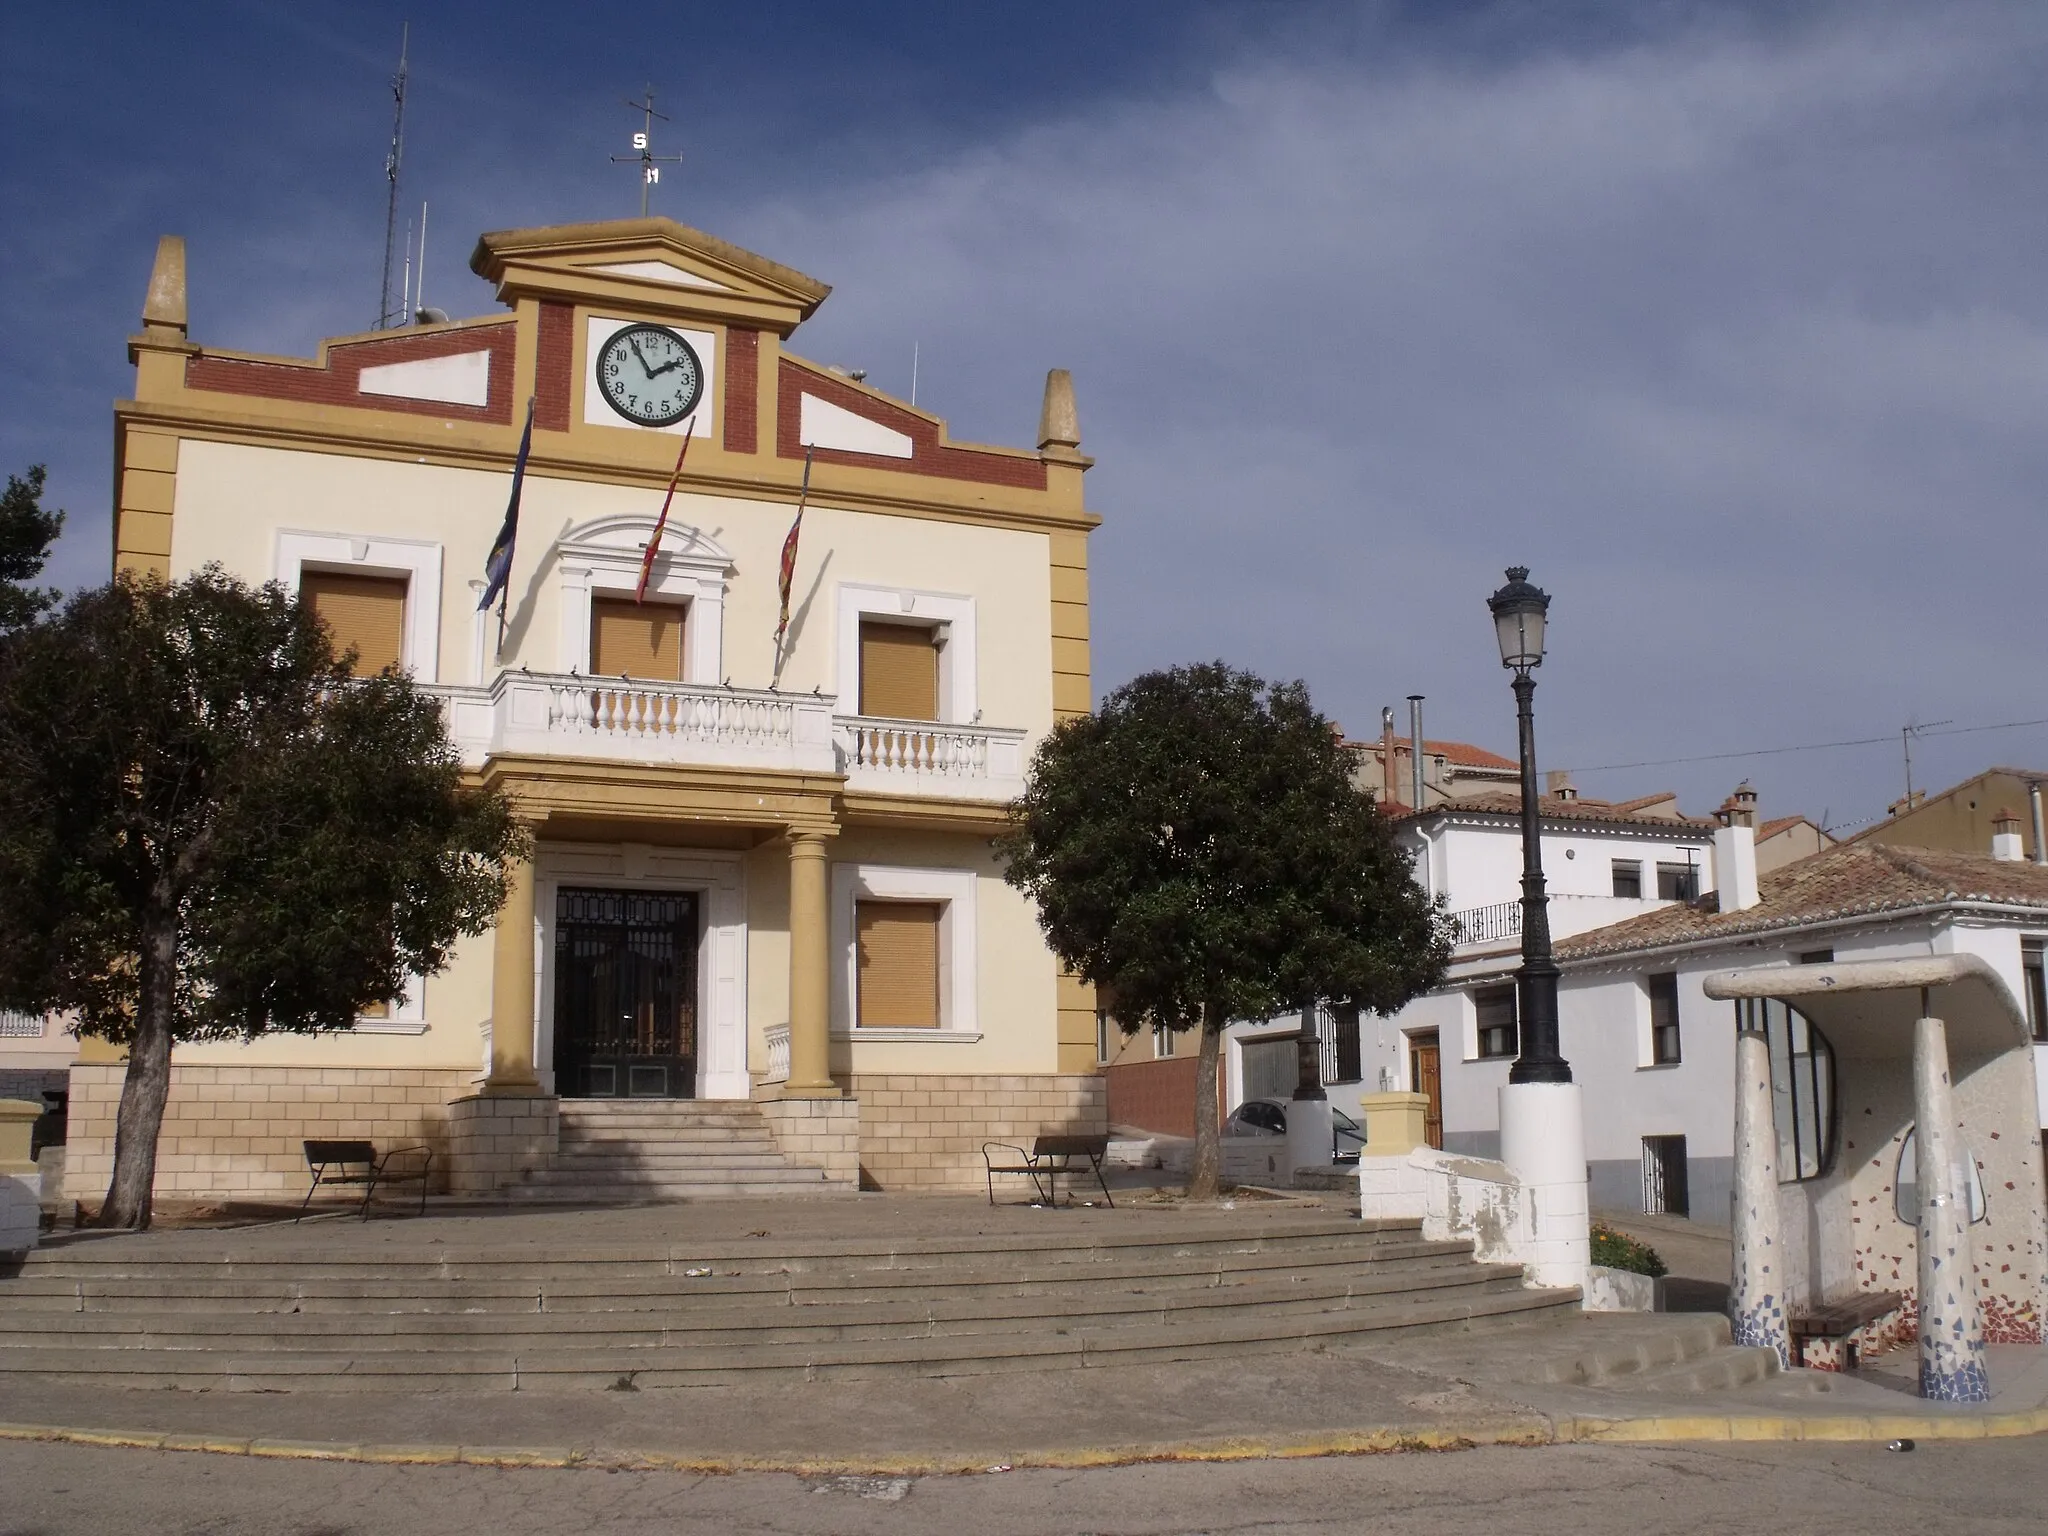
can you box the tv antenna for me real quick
[1901,717,1953,808]
[613,87,683,217]
[376,23,411,329]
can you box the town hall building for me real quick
[64,216,1103,1200]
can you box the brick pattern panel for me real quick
[777,361,1048,491]
[65,1064,474,1200]
[852,1074,1106,1192]
[724,328,759,454]
[756,1093,859,1188]
[185,324,517,426]
[535,302,575,431]
[1105,1055,1219,1139]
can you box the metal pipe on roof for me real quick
[1408,695,1426,811]
[2031,781,2046,865]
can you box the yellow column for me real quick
[484,845,541,1094]
[785,831,838,1094]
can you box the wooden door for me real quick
[1409,1033,1443,1149]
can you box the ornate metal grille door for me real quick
[553,887,700,1098]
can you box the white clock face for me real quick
[595,323,704,427]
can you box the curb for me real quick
[3,1405,2046,1474]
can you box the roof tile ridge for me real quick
[1867,842,1956,897]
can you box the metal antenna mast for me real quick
[377,23,411,329]
[612,86,683,216]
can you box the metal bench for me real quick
[982,1134,1114,1208]
[297,1139,433,1221]
[1788,1289,1903,1369]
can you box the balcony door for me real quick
[553,887,700,1098]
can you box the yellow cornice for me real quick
[839,792,1015,835]
[114,395,1101,535]
[479,754,842,835]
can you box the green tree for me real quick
[0,465,66,633]
[1000,663,1452,1199]
[0,566,526,1228]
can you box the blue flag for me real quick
[479,397,535,616]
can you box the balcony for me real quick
[1447,893,1677,949]
[834,717,1027,803]
[430,672,836,774]
[428,675,1028,802]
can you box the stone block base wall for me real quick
[445,1094,560,1195]
[852,1073,1106,1192]
[66,1064,476,1201]
[755,1092,860,1189]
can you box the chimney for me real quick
[1407,695,1426,811]
[142,234,188,337]
[1545,770,1577,803]
[1713,820,1761,912]
[1380,707,1400,807]
[1992,807,2025,862]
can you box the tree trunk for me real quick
[96,918,177,1230]
[1188,1000,1224,1201]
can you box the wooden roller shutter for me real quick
[591,597,685,680]
[301,571,407,677]
[856,901,941,1028]
[858,621,940,721]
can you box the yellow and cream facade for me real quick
[75,217,1102,1198]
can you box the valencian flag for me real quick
[772,445,816,681]
[635,417,696,603]
[479,397,536,641]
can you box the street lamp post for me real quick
[1486,566,1570,1086]
[1484,565,1588,1291]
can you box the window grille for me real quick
[1611,860,1643,899]
[2024,939,2046,1044]
[1655,862,1699,901]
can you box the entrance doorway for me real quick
[1642,1134,1690,1216]
[553,887,700,1098]
[1409,1032,1443,1149]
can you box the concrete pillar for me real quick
[483,846,541,1094]
[1359,1092,1431,1157]
[1729,1024,1789,1366]
[1498,1080,1589,1291]
[785,831,837,1094]
[1913,1010,1990,1402]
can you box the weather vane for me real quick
[613,86,684,217]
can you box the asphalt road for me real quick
[2,1437,2041,1536]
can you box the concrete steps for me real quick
[1524,1312,1780,1393]
[504,1100,843,1201]
[0,1218,1583,1389]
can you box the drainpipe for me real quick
[1380,706,1398,807]
[1408,695,1426,811]
[2030,782,2046,865]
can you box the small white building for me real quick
[1356,803,2048,1224]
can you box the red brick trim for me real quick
[777,360,1046,491]
[724,328,759,454]
[534,303,575,432]
[185,323,516,425]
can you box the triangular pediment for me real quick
[471,218,830,336]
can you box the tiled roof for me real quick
[1347,737,1518,771]
[1400,790,1717,833]
[1758,814,1825,840]
[1558,843,2048,960]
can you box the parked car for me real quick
[1222,1097,1365,1163]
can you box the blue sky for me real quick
[7,1,2048,831]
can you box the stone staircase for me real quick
[505,1100,845,1202]
[0,1217,1582,1391]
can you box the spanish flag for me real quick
[635,419,696,604]
[772,445,816,680]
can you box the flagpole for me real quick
[482,396,536,662]
[636,417,696,604]
[772,445,815,688]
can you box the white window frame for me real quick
[554,513,730,684]
[354,974,427,1035]
[835,583,977,722]
[830,862,979,1041]
[276,530,444,683]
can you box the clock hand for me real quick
[648,356,689,376]
[627,336,654,375]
